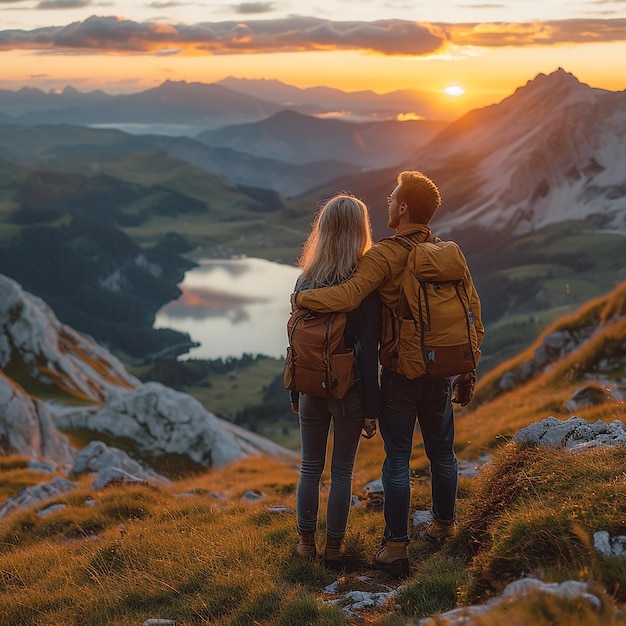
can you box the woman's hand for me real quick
[362,418,377,439]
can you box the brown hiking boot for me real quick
[422,519,454,544]
[324,534,343,568]
[373,540,409,578]
[296,531,317,559]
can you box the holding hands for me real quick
[362,418,377,439]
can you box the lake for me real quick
[154,257,302,360]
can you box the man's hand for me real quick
[362,418,377,439]
[452,371,476,407]
[290,401,299,415]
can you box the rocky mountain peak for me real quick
[0,274,138,403]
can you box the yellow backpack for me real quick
[380,236,481,379]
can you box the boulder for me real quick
[513,416,626,450]
[0,476,77,519]
[564,384,613,411]
[73,440,170,488]
[0,371,74,464]
[56,382,247,468]
[0,274,138,402]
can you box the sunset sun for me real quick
[444,85,465,97]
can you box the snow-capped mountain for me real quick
[417,69,626,236]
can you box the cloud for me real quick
[0,15,445,55]
[233,2,274,14]
[0,15,625,56]
[147,1,186,8]
[444,18,626,46]
[38,0,92,7]
[457,3,506,7]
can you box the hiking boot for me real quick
[373,540,409,578]
[422,519,454,544]
[324,534,343,569]
[296,531,317,559]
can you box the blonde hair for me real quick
[298,194,373,288]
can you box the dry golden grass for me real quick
[1,282,625,624]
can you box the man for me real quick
[292,171,484,577]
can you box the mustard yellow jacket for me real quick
[295,223,484,378]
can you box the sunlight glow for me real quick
[444,85,465,97]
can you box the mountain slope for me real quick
[303,69,626,239]
[197,109,447,168]
[3,81,286,130]
[411,68,626,236]
[0,122,361,197]
[218,76,441,119]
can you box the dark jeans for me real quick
[297,385,364,538]
[379,368,457,542]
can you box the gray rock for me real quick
[73,440,169,487]
[37,503,68,518]
[0,274,138,402]
[324,576,397,618]
[0,371,74,464]
[28,459,58,474]
[413,509,432,526]
[513,416,626,450]
[242,490,264,502]
[363,479,384,494]
[57,382,246,468]
[419,577,607,625]
[0,476,77,519]
[564,385,613,411]
[593,531,626,558]
[91,467,152,490]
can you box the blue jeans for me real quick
[379,369,457,542]
[297,385,364,538]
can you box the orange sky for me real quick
[2,6,626,115]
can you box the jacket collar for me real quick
[394,223,433,239]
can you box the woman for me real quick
[290,193,380,567]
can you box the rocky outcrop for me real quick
[498,328,595,392]
[55,382,248,468]
[0,371,74,464]
[513,415,626,450]
[72,440,170,488]
[0,274,138,402]
[0,476,77,519]
[0,273,295,473]
[418,578,612,625]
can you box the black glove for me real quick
[452,371,476,407]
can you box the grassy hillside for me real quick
[1,283,625,624]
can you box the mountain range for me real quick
[301,69,626,241]
[0,78,437,131]
[0,68,624,367]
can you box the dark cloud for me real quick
[233,2,274,14]
[0,15,444,55]
[0,15,626,55]
[38,0,92,8]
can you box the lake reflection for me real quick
[155,258,302,360]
